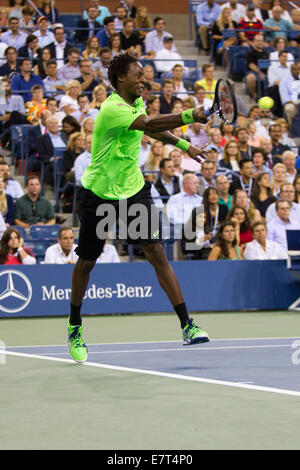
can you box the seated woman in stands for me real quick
[0,227,36,265]
[251,172,277,217]
[143,65,161,91]
[38,0,60,24]
[181,208,212,260]
[82,36,101,61]
[272,162,287,197]
[208,222,243,260]
[294,174,300,204]
[90,84,107,110]
[211,7,237,66]
[203,187,228,246]
[219,139,241,172]
[232,189,261,223]
[0,177,14,225]
[220,122,236,147]
[227,205,253,251]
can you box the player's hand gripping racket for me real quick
[204,78,237,124]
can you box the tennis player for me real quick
[68,53,210,363]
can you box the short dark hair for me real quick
[153,17,164,26]
[20,58,31,66]
[58,226,74,238]
[143,82,152,91]
[100,46,111,56]
[275,199,290,211]
[251,147,266,162]
[46,59,57,67]
[279,49,288,57]
[4,46,17,56]
[46,97,57,106]
[251,221,267,234]
[239,159,253,170]
[26,34,37,45]
[68,47,80,56]
[104,16,115,26]
[108,52,138,90]
[26,175,40,185]
[159,158,172,170]
[77,93,89,102]
[9,17,19,23]
[235,127,248,137]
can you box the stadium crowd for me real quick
[0,0,299,263]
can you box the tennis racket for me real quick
[204,78,237,125]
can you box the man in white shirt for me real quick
[44,227,79,264]
[0,42,7,66]
[282,150,297,184]
[267,50,291,87]
[193,85,213,109]
[33,16,55,49]
[154,36,184,74]
[114,4,127,33]
[71,94,98,124]
[244,221,287,259]
[0,162,24,199]
[267,200,300,250]
[139,134,151,168]
[265,182,300,223]
[145,17,176,56]
[166,173,203,225]
[222,0,246,23]
[279,62,300,129]
[74,134,92,186]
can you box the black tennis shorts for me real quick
[75,181,162,261]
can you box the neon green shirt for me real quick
[81,92,146,200]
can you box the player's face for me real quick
[125,62,145,99]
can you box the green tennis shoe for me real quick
[68,319,88,363]
[182,318,209,346]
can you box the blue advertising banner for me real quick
[0,261,298,318]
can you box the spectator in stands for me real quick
[265,182,300,222]
[96,16,115,47]
[253,0,269,22]
[36,115,66,184]
[215,175,232,211]
[59,80,81,115]
[219,139,241,172]
[25,84,46,124]
[75,5,102,43]
[81,117,94,140]
[267,199,300,250]
[0,162,23,200]
[109,33,124,57]
[1,17,27,50]
[203,186,228,243]
[154,36,185,76]
[271,162,287,197]
[252,147,272,178]
[0,7,9,33]
[19,5,35,32]
[38,0,60,24]
[208,127,223,156]
[142,140,165,180]
[90,84,107,110]
[141,81,152,104]
[208,221,243,260]
[237,3,264,46]
[154,158,181,204]
[0,177,14,225]
[251,172,277,217]
[121,0,136,18]
[44,227,79,264]
[227,205,253,248]
[294,174,300,203]
[10,58,44,103]
[83,0,111,26]
[120,18,141,58]
[265,6,298,44]
[270,37,294,65]
[138,134,151,168]
[33,16,55,49]
[267,49,291,102]
[82,36,101,61]
[282,150,297,183]
[113,4,127,34]
[268,0,292,22]
[57,48,80,81]
[269,123,290,158]
[246,119,263,147]
[198,160,217,197]
[181,208,212,260]
[196,0,221,55]
[14,176,56,228]
[185,122,208,149]
[47,26,72,70]
[221,0,246,23]
[8,0,24,20]
[236,127,252,160]
[275,118,296,148]
[71,93,98,124]
[233,188,261,223]
[91,47,112,88]
[289,8,300,46]
[32,46,51,80]
[246,33,269,101]
[193,84,213,108]
[18,34,40,66]
[279,62,300,130]
[26,109,51,171]
[145,16,176,57]
[0,227,36,265]
[260,137,281,169]
[74,134,92,186]
[76,59,100,99]
[244,221,287,259]
[134,5,151,44]
[195,64,217,100]
[166,173,203,225]
[211,7,237,66]
[159,79,177,115]
[62,132,85,183]
[43,59,66,101]
[143,65,161,92]
[146,95,160,116]
[168,148,183,177]
[220,122,235,147]
[0,78,25,135]
[230,159,255,196]
[61,115,81,144]
[0,46,19,78]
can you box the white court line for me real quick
[33,343,292,356]
[1,349,300,398]
[6,336,300,349]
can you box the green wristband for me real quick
[176,138,190,152]
[181,108,195,124]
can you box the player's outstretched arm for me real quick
[129,107,207,134]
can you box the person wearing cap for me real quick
[145,17,176,56]
[33,16,55,49]
[154,36,185,74]
[237,3,264,46]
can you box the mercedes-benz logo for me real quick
[0,270,32,313]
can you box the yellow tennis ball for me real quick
[258,97,274,109]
